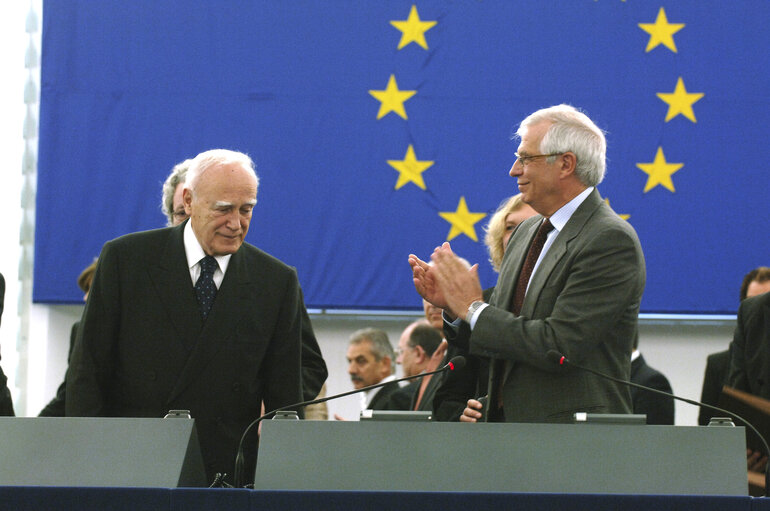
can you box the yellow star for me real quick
[636,147,683,193]
[368,74,417,120]
[638,7,684,53]
[387,145,434,190]
[439,197,487,242]
[656,77,704,123]
[390,5,437,50]
[604,198,630,221]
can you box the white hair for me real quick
[184,149,259,194]
[516,104,606,187]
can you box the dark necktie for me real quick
[511,219,554,315]
[195,255,218,320]
[492,219,555,417]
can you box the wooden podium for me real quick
[255,419,747,495]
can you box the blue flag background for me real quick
[36,1,770,314]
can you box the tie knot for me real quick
[539,219,554,235]
[199,255,218,275]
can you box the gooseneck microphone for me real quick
[546,350,770,497]
[232,355,467,487]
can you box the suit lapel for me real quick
[493,217,541,309]
[147,222,203,354]
[519,189,603,317]
[167,245,251,403]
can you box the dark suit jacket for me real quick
[447,189,645,423]
[630,353,674,425]
[368,380,403,410]
[0,272,13,417]
[433,288,495,421]
[65,222,306,482]
[44,302,326,416]
[389,380,419,411]
[728,292,770,399]
[297,289,328,402]
[698,349,730,426]
[411,369,444,412]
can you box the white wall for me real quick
[0,2,37,417]
[24,304,735,426]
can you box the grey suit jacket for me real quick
[447,189,645,422]
[66,222,305,482]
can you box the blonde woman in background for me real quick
[483,194,536,272]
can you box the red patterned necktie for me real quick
[511,219,554,315]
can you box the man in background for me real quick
[0,272,13,416]
[161,158,192,227]
[699,266,770,425]
[395,322,444,411]
[630,336,674,425]
[728,280,770,398]
[340,328,408,414]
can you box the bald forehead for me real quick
[185,153,258,193]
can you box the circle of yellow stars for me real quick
[368,5,487,242]
[368,5,702,238]
[636,6,704,196]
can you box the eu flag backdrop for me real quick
[36,1,770,314]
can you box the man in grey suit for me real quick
[66,149,313,483]
[409,104,645,423]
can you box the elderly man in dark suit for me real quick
[410,104,645,423]
[159,158,327,405]
[66,149,316,483]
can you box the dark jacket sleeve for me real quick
[698,350,730,426]
[631,361,674,425]
[0,273,13,417]
[298,289,327,402]
[39,322,81,417]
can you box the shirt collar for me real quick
[547,186,594,233]
[183,220,232,274]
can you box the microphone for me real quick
[233,355,467,487]
[547,349,770,497]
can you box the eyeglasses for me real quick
[514,152,564,166]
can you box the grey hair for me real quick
[184,149,259,195]
[516,104,607,187]
[160,158,192,226]
[349,327,396,374]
